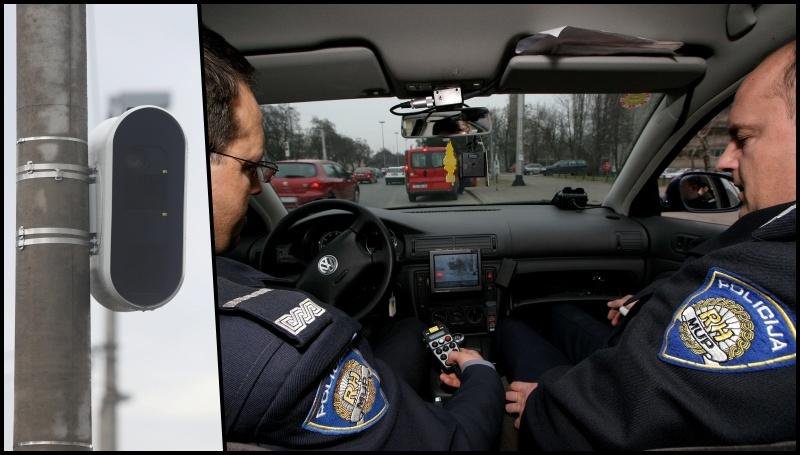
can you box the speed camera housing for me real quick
[89,105,186,311]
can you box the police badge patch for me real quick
[302,348,389,435]
[659,268,796,372]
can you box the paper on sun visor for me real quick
[515,26,683,56]
[539,26,568,37]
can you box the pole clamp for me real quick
[16,161,96,183]
[15,441,93,449]
[17,226,99,254]
[17,135,88,146]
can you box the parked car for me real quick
[384,166,406,185]
[524,163,545,175]
[270,159,359,209]
[353,167,378,183]
[405,146,458,202]
[542,159,588,176]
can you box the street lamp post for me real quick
[394,132,399,166]
[512,93,526,186]
[379,120,386,169]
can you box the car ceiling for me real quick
[201,4,794,105]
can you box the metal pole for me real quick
[285,104,292,159]
[99,310,121,451]
[512,94,525,186]
[379,121,386,169]
[15,4,92,451]
[320,128,327,160]
[394,132,399,166]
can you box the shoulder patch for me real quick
[659,268,796,372]
[302,348,389,435]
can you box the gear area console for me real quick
[408,249,501,405]
[412,249,499,335]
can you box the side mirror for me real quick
[661,171,742,213]
[344,172,353,180]
[401,107,492,138]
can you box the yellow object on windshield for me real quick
[443,142,457,186]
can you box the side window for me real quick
[660,105,737,226]
[334,164,347,178]
[322,163,338,177]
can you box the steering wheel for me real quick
[260,199,395,320]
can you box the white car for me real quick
[384,166,406,185]
[524,163,545,175]
[660,167,692,180]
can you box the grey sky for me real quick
[5,5,221,450]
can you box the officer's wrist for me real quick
[461,359,495,371]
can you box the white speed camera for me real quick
[89,105,186,311]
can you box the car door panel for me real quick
[635,216,727,282]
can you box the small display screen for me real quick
[432,251,480,290]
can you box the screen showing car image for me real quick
[432,252,480,290]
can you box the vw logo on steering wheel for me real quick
[317,255,339,276]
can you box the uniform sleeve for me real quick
[519,346,658,450]
[443,364,505,450]
[519,309,796,450]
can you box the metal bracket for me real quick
[16,161,96,183]
[17,226,98,254]
[17,135,88,146]
[15,441,92,449]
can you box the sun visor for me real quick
[499,56,707,93]
[247,47,390,104]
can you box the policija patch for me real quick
[302,348,389,435]
[660,268,796,372]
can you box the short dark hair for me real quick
[202,26,256,163]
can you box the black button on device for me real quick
[443,346,449,352]
[431,341,438,348]
[435,348,442,355]
[449,342,456,349]
[440,354,447,360]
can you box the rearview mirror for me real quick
[661,171,742,213]
[401,107,492,138]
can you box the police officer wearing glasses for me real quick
[203,27,504,451]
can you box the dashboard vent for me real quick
[412,237,453,255]
[616,231,644,252]
[411,234,497,256]
[455,235,494,251]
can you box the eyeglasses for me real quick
[213,151,279,183]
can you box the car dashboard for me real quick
[238,204,651,339]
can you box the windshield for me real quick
[261,93,663,208]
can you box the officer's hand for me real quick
[607,294,637,327]
[438,348,483,388]
[505,381,538,429]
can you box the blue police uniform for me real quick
[215,257,505,450]
[515,202,796,449]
